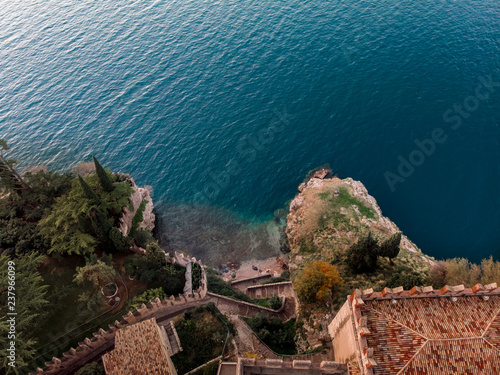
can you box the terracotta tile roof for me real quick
[347,283,500,375]
[102,318,174,375]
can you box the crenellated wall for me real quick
[32,255,207,375]
[236,358,348,374]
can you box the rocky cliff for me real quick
[286,172,434,292]
[119,177,155,236]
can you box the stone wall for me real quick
[236,358,348,375]
[245,282,294,299]
[33,255,206,375]
[230,275,273,292]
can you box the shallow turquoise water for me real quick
[0,0,499,261]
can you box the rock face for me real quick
[286,175,433,265]
[119,178,155,236]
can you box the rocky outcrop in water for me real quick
[286,173,434,266]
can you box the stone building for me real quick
[102,318,179,375]
[328,283,500,374]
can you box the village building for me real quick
[328,283,500,374]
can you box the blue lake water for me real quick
[0,0,499,263]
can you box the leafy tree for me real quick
[0,219,48,256]
[125,243,185,295]
[133,229,155,248]
[38,173,133,255]
[346,232,380,273]
[0,253,49,372]
[74,254,116,288]
[479,256,500,285]
[126,287,167,310]
[379,232,402,264]
[93,156,114,192]
[0,170,73,256]
[294,260,343,303]
[109,227,131,253]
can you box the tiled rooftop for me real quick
[347,284,500,375]
[102,318,174,375]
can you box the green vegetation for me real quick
[428,257,500,287]
[129,199,147,236]
[132,229,155,248]
[75,361,105,375]
[294,261,343,303]
[252,295,283,310]
[126,287,167,310]
[0,253,49,372]
[383,264,427,290]
[171,303,231,374]
[38,166,133,256]
[346,232,381,273]
[206,268,253,303]
[0,171,73,256]
[125,242,185,295]
[73,254,117,307]
[379,232,402,264]
[192,263,203,290]
[317,186,375,230]
[261,270,290,285]
[244,314,298,355]
[93,156,114,193]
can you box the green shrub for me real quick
[129,200,147,236]
[109,227,131,253]
[379,232,402,262]
[171,303,229,374]
[346,232,379,273]
[126,287,167,310]
[206,269,253,303]
[133,229,155,248]
[244,314,297,355]
[269,294,283,310]
[192,263,203,290]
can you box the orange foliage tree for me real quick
[294,261,343,303]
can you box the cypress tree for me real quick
[346,232,380,273]
[93,156,114,192]
[379,232,402,265]
[78,175,101,204]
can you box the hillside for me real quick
[286,171,435,307]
